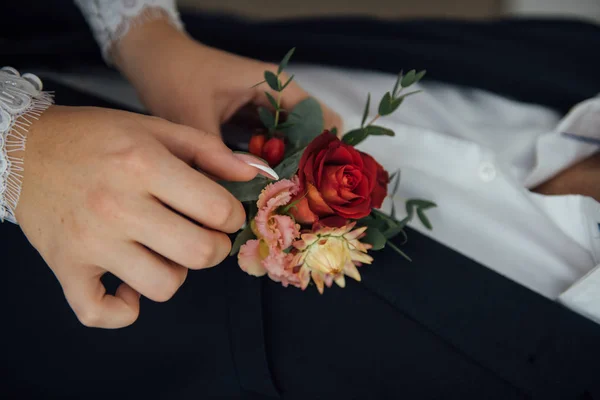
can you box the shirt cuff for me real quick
[558,264,600,324]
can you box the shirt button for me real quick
[478,162,497,182]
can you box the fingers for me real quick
[104,242,188,303]
[62,269,140,329]
[146,147,246,233]
[148,119,277,181]
[126,197,232,269]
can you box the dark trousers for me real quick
[1,7,600,400]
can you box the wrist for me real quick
[115,18,201,89]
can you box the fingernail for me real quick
[233,152,279,180]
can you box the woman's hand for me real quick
[15,106,270,329]
[114,19,342,137]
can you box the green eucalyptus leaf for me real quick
[391,201,396,220]
[342,128,369,146]
[401,69,417,87]
[280,98,324,150]
[390,97,403,114]
[392,70,403,97]
[398,90,423,101]
[258,107,275,130]
[415,70,427,83]
[378,92,393,116]
[359,214,388,232]
[330,127,338,136]
[407,199,437,210]
[365,125,395,137]
[362,228,387,251]
[274,148,304,179]
[220,176,269,202]
[264,71,280,91]
[265,92,278,110]
[230,224,256,256]
[417,208,433,230]
[361,93,371,128]
[278,47,296,74]
[281,74,295,90]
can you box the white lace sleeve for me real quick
[0,68,53,224]
[74,0,184,64]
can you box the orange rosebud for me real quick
[262,137,285,167]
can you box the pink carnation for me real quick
[238,177,302,286]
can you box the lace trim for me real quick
[0,68,53,224]
[74,0,184,64]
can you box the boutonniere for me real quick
[223,48,436,293]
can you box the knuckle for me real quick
[85,189,124,221]
[111,143,154,177]
[190,241,217,270]
[150,271,182,303]
[76,305,103,328]
[212,199,236,229]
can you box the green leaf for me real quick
[365,125,395,137]
[264,71,280,91]
[362,228,387,251]
[230,224,256,256]
[407,199,437,210]
[389,97,403,114]
[398,90,422,100]
[414,70,427,83]
[342,128,369,146]
[361,93,371,128]
[258,107,275,130]
[281,75,295,90]
[265,92,278,110]
[392,70,403,97]
[220,176,269,202]
[278,47,296,74]
[280,98,324,150]
[386,240,412,262]
[417,208,432,230]
[274,148,304,179]
[401,69,417,87]
[378,91,393,116]
[330,127,338,136]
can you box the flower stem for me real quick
[367,114,381,127]
[386,240,412,262]
[273,81,283,131]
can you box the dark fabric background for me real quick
[1,2,600,114]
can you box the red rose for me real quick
[361,152,389,209]
[292,131,389,224]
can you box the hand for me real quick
[15,106,270,328]
[533,152,600,202]
[114,19,343,137]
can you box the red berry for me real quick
[262,137,285,167]
[249,134,266,157]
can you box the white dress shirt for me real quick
[45,65,600,323]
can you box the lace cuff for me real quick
[0,68,53,224]
[74,0,184,64]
